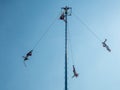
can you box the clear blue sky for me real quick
[0,0,120,90]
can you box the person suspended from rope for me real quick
[72,65,79,78]
[102,39,111,52]
[23,50,33,61]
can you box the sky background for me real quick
[0,0,120,90]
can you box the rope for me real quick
[67,22,75,65]
[32,13,60,50]
[73,12,102,42]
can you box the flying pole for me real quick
[61,6,72,90]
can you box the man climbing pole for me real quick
[102,39,111,52]
[60,13,65,20]
[59,12,66,22]
[72,65,79,78]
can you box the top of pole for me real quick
[61,6,72,16]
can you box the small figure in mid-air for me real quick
[72,65,79,78]
[23,50,33,67]
[23,50,33,61]
[102,39,111,52]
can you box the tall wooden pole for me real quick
[61,6,72,90]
